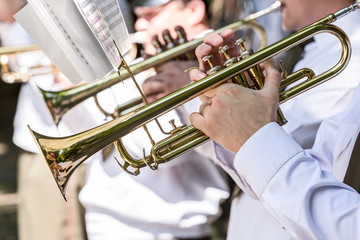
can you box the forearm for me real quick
[234,123,360,239]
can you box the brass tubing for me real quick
[41,20,267,125]
[29,2,357,200]
[0,44,39,55]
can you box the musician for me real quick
[188,1,360,236]
[134,0,212,102]
[189,56,360,240]
[78,0,230,240]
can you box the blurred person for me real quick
[250,0,288,46]
[0,1,89,239]
[78,0,230,239]
[189,1,360,236]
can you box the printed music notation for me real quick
[14,0,131,84]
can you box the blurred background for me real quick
[0,79,21,240]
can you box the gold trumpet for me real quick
[30,2,358,201]
[39,15,269,125]
[0,44,56,84]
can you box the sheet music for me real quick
[93,0,132,58]
[74,0,120,68]
[15,4,83,84]
[74,0,131,69]
[15,0,114,84]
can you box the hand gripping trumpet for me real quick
[29,2,359,200]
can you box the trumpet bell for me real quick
[28,126,70,200]
[28,122,106,201]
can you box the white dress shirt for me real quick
[224,9,360,240]
[225,81,360,239]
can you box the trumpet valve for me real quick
[235,38,254,60]
[202,54,221,75]
[175,26,187,45]
[169,119,187,134]
[152,35,164,54]
[235,38,247,52]
[219,45,248,86]
[219,45,238,67]
[162,29,175,49]
[0,55,9,72]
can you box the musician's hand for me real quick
[189,28,281,152]
[142,60,196,102]
[189,29,238,103]
[196,29,237,74]
[141,26,187,57]
[190,60,280,152]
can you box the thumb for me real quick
[263,59,281,96]
[189,68,207,82]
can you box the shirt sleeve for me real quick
[233,122,360,240]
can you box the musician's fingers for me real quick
[199,102,212,116]
[195,43,213,72]
[199,94,211,104]
[220,29,238,58]
[263,59,281,96]
[162,29,176,47]
[203,32,224,67]
[203,31,224,47]
[151,34,165,49]
[189,68,207,82]
[189,112,206,132]
[201,83,240,99]
[175,25,187,42]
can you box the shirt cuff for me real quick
[233,122,304,197]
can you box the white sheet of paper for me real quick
[14,4,83,84]
[93,0,131,59]
[15,0,114,84]
[74,0,131,69]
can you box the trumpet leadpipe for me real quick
[0,44,39,55]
